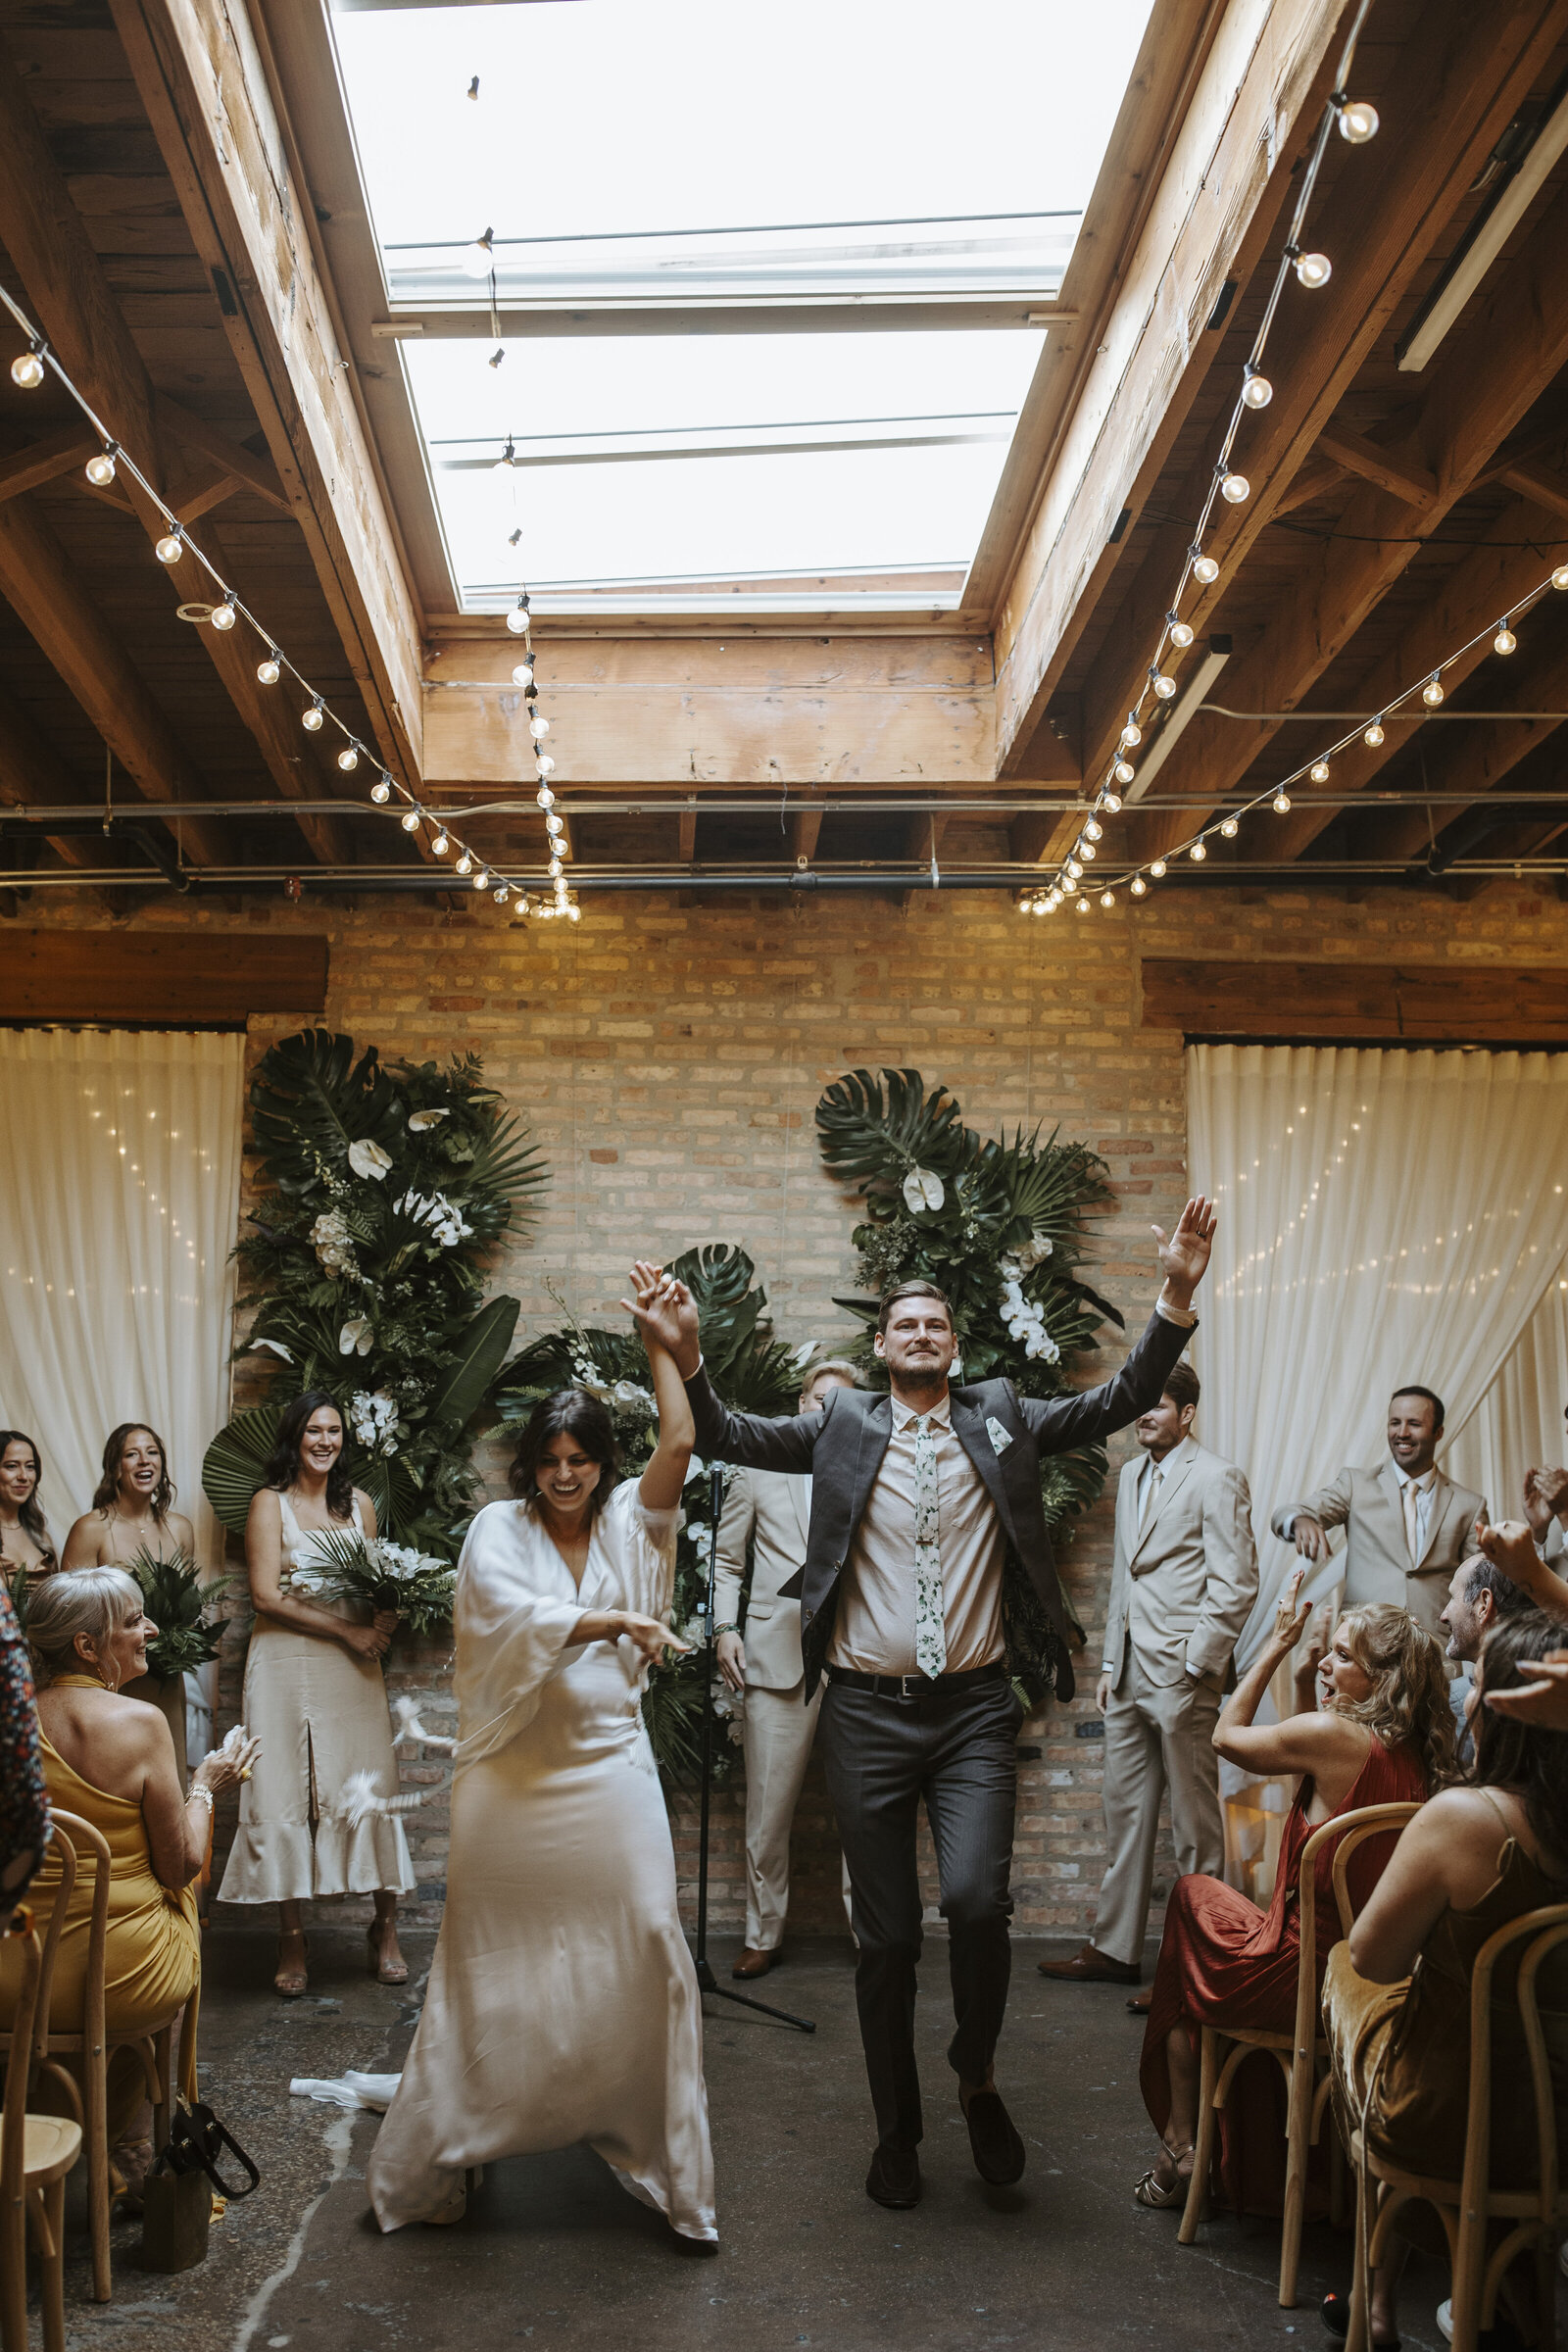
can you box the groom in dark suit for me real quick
[626,1199,1213,2211]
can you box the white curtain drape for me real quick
[1446,1274,1568,1519]
[0,1028,245,1573]
[1186,1044,1568,1895]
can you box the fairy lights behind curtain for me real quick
[1446,1275,1568,1529]
[1186,1042,1568,1901]
[0,1028,245,1575]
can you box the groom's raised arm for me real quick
[624,1256,822,1474]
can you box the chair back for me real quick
[1459,1902,1568,2233]
[1292,1802,1422,2087]
[43,1810,109,2063]
[19,1818,77,2065]
[1,1909,44,2219]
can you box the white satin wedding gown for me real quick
[366,1480,716,2241]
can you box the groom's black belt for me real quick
[824,1660,1006,1703]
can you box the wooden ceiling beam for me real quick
[990,0,1348,778]
[1131,172,1568,864]
[157,396,291,514]
[1349,636,1568,865]
[1273,455,1346,514]
[110,0,425,786]
[0,428,102,505]
[1497,455,1568,525]
[1070,0,1568,830]
[0,495,230,866]
[172,463,243,524]
[0,672,132,903]
[1314,422,1438,508]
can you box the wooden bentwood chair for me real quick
[1345,1901,1568,2352]
[1,1899,82,2352]
[1178,1800,1423,2307]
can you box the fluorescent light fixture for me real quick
[1120,638,1232,802]
[1397,86,1568,372]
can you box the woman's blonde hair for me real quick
[1329,1600,1456,1792]
[26,1567,142,1690]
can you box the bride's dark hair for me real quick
[509,1389,620,1519]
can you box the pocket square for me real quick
[985,1416,1013,1456]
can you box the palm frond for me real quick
[815,1068,972,1195]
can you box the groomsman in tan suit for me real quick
[714,1359,860,1979]
[1040,1362,1256,1984]
[1270,1385,1487,1642]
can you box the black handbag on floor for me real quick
[143,2101,261,2274]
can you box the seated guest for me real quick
[0,1569,257,2183]
[1442,1552,1540,1671]
[1134,1573,1451,2211]
[0,1427,57,1580]
[1271,1386,1487,1642]
[1319,1592,1568,2351]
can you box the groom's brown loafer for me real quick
[1037,1942,1141,1984]
[731,1946,777,1979]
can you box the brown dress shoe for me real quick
[731,1946,778,1979]
[1036,1941,1141,1984]
[1126,1988,1152,2015]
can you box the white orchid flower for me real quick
[407,1108,450,1132]
[348,1139,393,1181]
[902,1165,946,1213]
[251,1337,293,1361]
[339,1317,373,1356]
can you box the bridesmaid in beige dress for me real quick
[62,1421,198,1783]
[218,1392,414,1997]
[0,1429,57,1581]
[367,1279,714,2245]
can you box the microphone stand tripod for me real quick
[692,1464,814,2033]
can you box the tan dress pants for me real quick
[1092,1650,1224,1968]
[740,1678,851,1950]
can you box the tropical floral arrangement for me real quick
[496,1245,803,1780]
[124,1546,231,1682]
[284,1526,457,1640]
[204,1029,547,1573]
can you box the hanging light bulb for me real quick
[1150,858,1167,879]
[1241,369,1273,409]
[154,527,184,564]
[1338,97,1379,143]
[1017,896,1033,916]
[529,714,550,739]
[302,698,324,732]
[488,348,505,370]
[85,444,118,487]
[545,812,564,838]
[535,754,556,775]
[549,856,564,878]
[1364,716,1386,748]
[1494,621,1517,655]
[370,774,391,805]
[566,903,581,923]
[1553,565,1568,592]
[1192,549,1219,586]
[1102,790,1123,814]
[1113,759,1135,788]
[493,438,517,473]
[536,786,555,811]
[1080,840,1097,861]
[512,662,534,688]
[508,528,522,550]
[1422,674,1445,708]
[494,884,510,905]
[401,808,421,834]
[257,651,281,685]
[1075,895,1091,915]
[1168,615,1195,649]
[1121,716,1142,749]
[1273,790,1293,815]
[473,869,490,890]
[1220,815,1239,838]
[1220,470,1250,504]
[337,744,360,772]
[1295,250,1333,289]
[456,852,473,876]
[1131,874,1148,898]
[1309,760,1330,784]
[10,347,44,389]
[432,831,450,857]
[1084,817,1103,842]
[462,226,497,278]
[1066,857,1083,880]
[1189,839,1207,861]
[507,595,531,635]
[1152,669,1177,699]
[1100,889,1115,908]
[210,598,237,631]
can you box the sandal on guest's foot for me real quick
[1320,2290,1399,2348]
[367,1925,408,1984]
[1133,2139,1192,2208]
[273,1931,309,1998]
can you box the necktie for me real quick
[911,1414,947,1679]
[1402,1479,1422,1567]
[1140,1460,1164,1531]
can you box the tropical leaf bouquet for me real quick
[204,1029,548,1564]
[124,1546,231,1681]
[496,1244,802,1782]
[288,1526,456,1640]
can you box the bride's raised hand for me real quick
[1272,1565,1312,1655]
[621,1260,701,1372]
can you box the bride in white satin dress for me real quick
[367,1298,715,2244]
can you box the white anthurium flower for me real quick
[339,1317,373,1356]
[348,1138,393,1181]
[251,1337,293,1360]
[792,1340,818,1367]
[902,1165,946,1213]
[407,1107,450,1132]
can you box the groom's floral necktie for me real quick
[912,1414,947,1679]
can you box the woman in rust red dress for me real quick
[1135,1567,1453,2211]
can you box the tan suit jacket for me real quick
[712,1463,811,1690]
[1269,1457,1487,1641]
[1102,1437,1258,1690]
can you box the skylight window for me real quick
[334,0,1155,613]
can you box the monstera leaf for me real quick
[251,1030,406,1197]
[815,1068,971,1198]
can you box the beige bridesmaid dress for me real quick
[218,1491,414,1904]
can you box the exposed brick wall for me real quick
[22,878,1564,1939]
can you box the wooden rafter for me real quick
[0,671,132,902]
[0,428,101,505]
[1350,633,1568,865]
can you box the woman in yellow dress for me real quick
[0,1568,257,2180]
[61,1421,200,1782]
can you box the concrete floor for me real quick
[28,1925,1456,2352]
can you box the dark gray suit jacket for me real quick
[684,1307,1196,1706]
